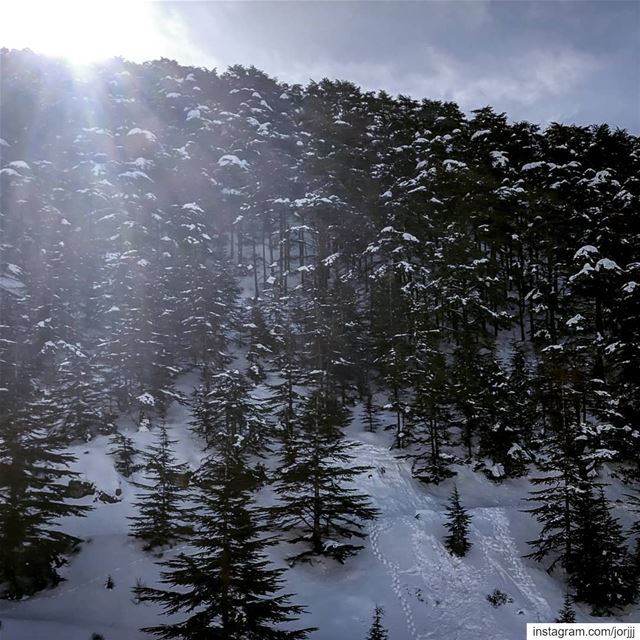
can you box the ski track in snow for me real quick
[475,508,552,624]
[354,439,552,640]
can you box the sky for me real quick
[1,0,639,131]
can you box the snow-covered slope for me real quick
[1,376,638,640]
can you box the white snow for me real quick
[566,314,585,327]
[118,170,153,182]
[569,263,595,282]
[521,161,546,171]
[322,253,341,267]
[490,150,509,168]
[126,128,158,142]
[1,374,637,639]
[470,129,491,140]
[181,202,204,213]
[588,170,611,186]
[0,274,25,296]
[8,160,31,170]
[595,258,620,272]
[136,392,156,407]
[131,157,153,169]
[443,159,468,171]
[218,154,249,170]
[574,245,598,260]
[0,168,22,177]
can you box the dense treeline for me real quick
[1,48,639,627]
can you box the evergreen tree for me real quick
[443,486,472,557]
[0,402,91,598]
[555,593,576,623]
[190,368,269,453]
[109,430,141,477]
[134,436,313,639]
[567,486,637,614]
[129,423,191,550]
[265,309,309,446]
[363,390,381,434]
[366,605,389,640]
[409,345,455,484]
[271,387,377,563]
[245,303,273,383]
[525,349,591,571]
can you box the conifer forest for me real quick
[0,48,639,639]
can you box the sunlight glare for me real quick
[0,1,168,65]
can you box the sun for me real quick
[0,0,167,65]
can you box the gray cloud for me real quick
[151,0,639,131]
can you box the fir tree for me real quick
[245,302,273,383]
[366,605,389,640]
[443,486,472,557]
[555,593,576,623]
[109,430,140,477]
[190,369,269,454]
[134,436,313,639]
[271,388,377,563]
[363,390,381,433]
[525,360,589,571]
[409,346,455,484]
[0,402,91,598]
[567,486,637,614]
[129,423,191,550]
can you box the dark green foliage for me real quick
[109,430,141,477]
[555,593,576,623]
[134,437,313,639]
[0,402,91,599]
[443,487,472,557]
[366,605,389,640]
[271,388,378,564]
[567,487,637,615]
[486,589,512,607]
[409,346,455,484]
[190,368,269,453]
[129,423,191,550]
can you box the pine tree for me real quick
[0,402,91,598]
[245,302,273,383]
[109,430,140,477]
[129,423,191,550]
[443,486,472,557]
[190,369,269,453]
[555,593,576,623]
[266,313,309,446]
[409,345,455,484]
[134,436,313,639]
[363,390,381,434]
[366,605,389,640]
[567,486,637,615]
[271,388,377,564]
[505,346,537,449]
[525,354,590,571]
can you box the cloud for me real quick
[152,1,636,130]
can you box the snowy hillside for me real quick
[1,366,638,639]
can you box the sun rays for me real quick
[1,1,173,66]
